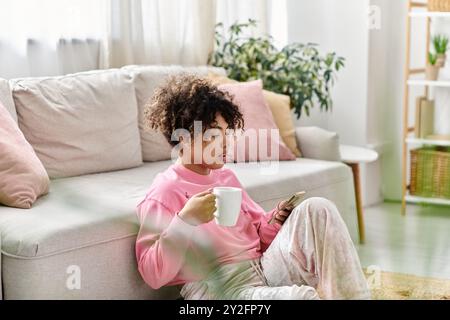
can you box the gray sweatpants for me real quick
[180,197,371,300]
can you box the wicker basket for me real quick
[428,0,450,12]
[410,147,450,199]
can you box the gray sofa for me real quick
[0,65,357,299]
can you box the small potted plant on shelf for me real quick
[433,34,449,68]
[426,52,440,81]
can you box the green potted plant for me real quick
[432,34,449,68]
[208,20,345,118]
[426,52,440,81]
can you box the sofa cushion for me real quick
[0,102,50,209]
[0,158,356,258]
[218,80,296,161]
[262,90,301,157]
[207,73,302,157]
[0,78,17,122]
[123,65,226,162]
[296,126,342,161]
[10,69,143,178]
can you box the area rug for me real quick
[364,269,450,300]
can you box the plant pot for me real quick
[436,53,447,68]
[426,64,440,81]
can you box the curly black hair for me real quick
[144,74,244,146]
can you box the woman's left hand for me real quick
[271,200,295,225]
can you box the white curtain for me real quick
[0,0,275,79]
[103,0,217,68]
[0,0,108,79]
[215,0,288,49]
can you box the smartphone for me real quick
[280,191,306,211]
[269,191,306,224]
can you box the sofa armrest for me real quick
[295,126,342,161]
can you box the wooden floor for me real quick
[356,201,450,280]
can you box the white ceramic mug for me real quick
[213,187,242,227]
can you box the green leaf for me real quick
[210,20,344,119]
[432,34,449,54]
[429,51,438,65]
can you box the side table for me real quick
[339,145,379,244]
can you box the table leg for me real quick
[349,163,365,244]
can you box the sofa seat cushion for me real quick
[0,158,355,259]
[0,161,171,258]
[231,159,351,204]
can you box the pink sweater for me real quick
[135,163,281,289]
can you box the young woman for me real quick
[135,75,370,300]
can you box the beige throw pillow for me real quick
[11,69,143,178]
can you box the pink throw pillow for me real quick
[219,80,296,162]
[0,102,50,209]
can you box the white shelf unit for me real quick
[409,11,450,18]
[406,195,450,206]
[407,79,450,87]
[402,2,450,213]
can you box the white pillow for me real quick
[295,126,342,161]
[11,69,143,178]
[124,65,226,162]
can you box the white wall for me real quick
[286,0,385,206]
[286,0,450,204]
[365,0,406,202]
[288,0,369,146]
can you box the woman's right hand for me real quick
[178,189,217,226]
